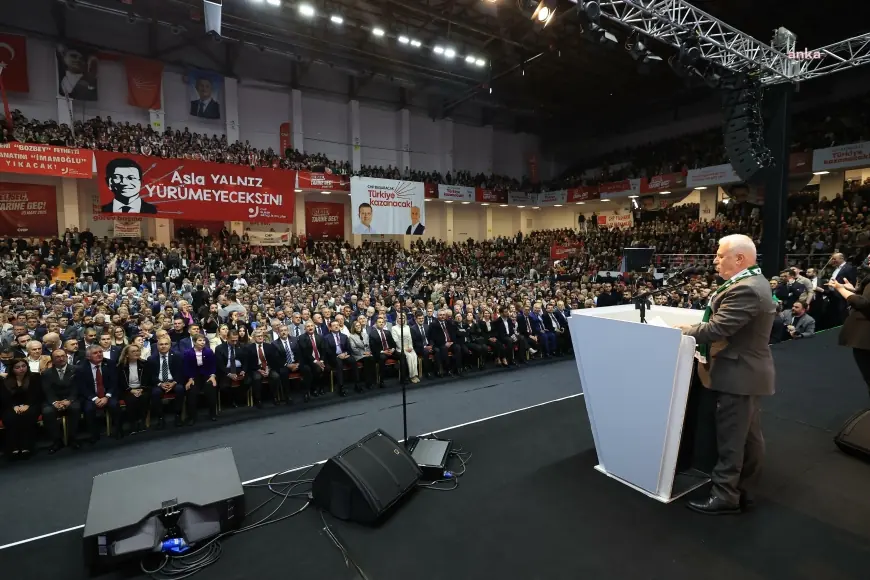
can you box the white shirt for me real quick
[128,363,141,389]
[27,357,41,373]
[353,224,376,234]
[195,349,203,367]
[102,348,112,360]
[831,264,843,281]
[111,198,142,213]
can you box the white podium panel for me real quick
[569,305,708,502]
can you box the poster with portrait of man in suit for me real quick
[188,70,223,120]
[56,44,99,101]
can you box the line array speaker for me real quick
[722,79,772,183]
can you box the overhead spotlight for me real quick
[813,171,830,175]
[330,14,344,24]
[434,46,445,54]
[465,55,476,64]
[629,38,663,64]
[532,0,557,26]
[444,48,456,59]
[372,27,385,37]
[266,0,280,5]
[298,3,315,17]
[410,39,422,47]
[583,0,600,22]
[398,35,410,44]
[475,58,486,67]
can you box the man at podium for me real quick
[675,234,776,516]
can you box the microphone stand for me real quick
[634,272,695,323]
[398,264,425,448]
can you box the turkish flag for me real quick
[125,56,163,109]
[0,33,30,93]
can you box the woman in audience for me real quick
[348,320,375,391]
[182,333,218,423]
[391,313,419,384]
[111,326,129,348]
[237,325,249,345]
[0,359,42,459]
[117,344,152,433]
[211,324,229,350]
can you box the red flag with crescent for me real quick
[0,34,29,93]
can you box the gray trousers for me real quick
[711,392,764,505]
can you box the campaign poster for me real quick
[350,176,426,235]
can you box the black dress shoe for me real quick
[48,443,62,455]
[686,496,741,515]
[304,393,311,403]
[378,382,386,389]
[739,495,756,510]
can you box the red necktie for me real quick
[379,329,387,348]
[441,322,449,341]
[95,365,105,398]
[310,335,321,361]
[258,345,267,370]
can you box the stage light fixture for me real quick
[813,171,829,175]
[583,0,600,22]
[372,27,385,37]
[500,204,508,207]
[475,58,486,67]
[434,46,445,54]
[444,48,456,59]
[266,0,280,5]
[532,0,557,27]
[330,14,343,24]
[481,203,490,206]
[298,3,314,16]
[398,35,410,44]
[465,55,476,64]
[462,201,471,204]
[575,201,585,205]
[659,190,670,195]
[517,205,526,208]
[410,39,422,47]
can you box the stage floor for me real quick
[5,331,870,580]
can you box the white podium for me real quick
[568,304,710,503]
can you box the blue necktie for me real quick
[283,340,293,364]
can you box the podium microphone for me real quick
[677,266,707,277]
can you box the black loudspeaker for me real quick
[722,81,772,183]
[834,409,870,461]
[312,430,422,525]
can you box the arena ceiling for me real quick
[50,0,870,131]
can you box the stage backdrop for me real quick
[94,151,294,223]
[0,182,58,236]
[350,176,426,235]
[305,201,345,239]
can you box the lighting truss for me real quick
[583,0,870,85]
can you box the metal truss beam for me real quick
[589,0,870,85]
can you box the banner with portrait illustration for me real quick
[0,182,58,236]
[188,70,224,120]
[56,44,99,101]
[350,176,426,235]
[94,151,294,223]
[305,201,345,239]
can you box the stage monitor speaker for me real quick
[312,429,422,525]
[83,447,245,574]
[835,409,870,461]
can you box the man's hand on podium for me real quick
[673,324,693,333]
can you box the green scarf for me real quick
[697,265,762,362]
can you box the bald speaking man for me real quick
[675,234,776,515]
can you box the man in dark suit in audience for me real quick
[370,315,401,387]
[495,306,526,366]
[542,303,567,355]
[63,338,84,367]
[324,320,351,397]
[816,252,859,328]
[297,321,328,397]
[427,309,463,377]
[273,324,308,403]
[42,348,81,452]
[147,336,186,428]
[77,344,121,442]
[215,329,250,408]
[246,328,282,408]
[410,312,434,378]
[176,324,200,353]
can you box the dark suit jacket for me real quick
[147,351,185,385]
[42,365,77,403]
[494,317,516,340]
[298,333,328,365]
[190,99,221,119]
[0,373,42,411]
[117,359,154,391]
[409,324,427,352]
[323,332,350,363]
[406,223,425,235]
[76,360,118,401]
[272,337,301,367]
[101,200,158,214]
[245,342,281,374]
[369,326,397,354]
[215,342,249,379]
[427,320,455,348]
[840,277,870,350]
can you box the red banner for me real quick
[528,154,539,184]
[279,122,291,154]
[567,187,599,202]
[296,171,349,192]
[475,188,508,203]
[94,151,294,223]
[550,244,582,260]
[424,182,438,199]
[125,56,163,110]
[305,201,345,239]
[0,183,58,236]
[0,34,30,93]
[0,142,93,178]
[640,172,685,193]
[789,151,812,174]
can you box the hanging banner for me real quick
[296,171,349,192]
[475,188,507,204]
[640,173,685,193]
[113,219,141,238]
[424,183,438,199]
[279,122,292,154]
[246,231,291,246]
[537,191,567,206]
[598,178,641,197]
[56,44,99,101]
[350,176,426,235]
[567,187,599,202]
[699,189,718,222]
[0,33,30,93]
[550,244,582,260]
[438,184,475,202]
[812,141,870,172]
[686,163,741,189]
[597,213,634,229]
[125,56,163,110]
[305,201,345,239]
[528,154,539,184]
[0,142,93,178]
[94,151,294,223]
[508,191,535,205]
[789,151,812,174]
[0,183,58,236]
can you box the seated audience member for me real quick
[77,345,121,442]
[783,300,816,340]
[42,348,81,452]
[391,313,418,384]
[369,316,401,388]
[246,328,281,407]
[215,329,251,407]
[298,321,328,397]
[427,308,463,377]
[25,340,51,374]
[349,320,376,391]
[273,324,306,403]
[183,333,218,422]
[1,359,42,459]
[147,336,186,429]
[324,320,352,397]
[117,343,152,434]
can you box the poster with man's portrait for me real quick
[188,70,223,120]
[56,44,99,101]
